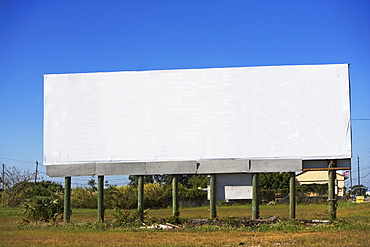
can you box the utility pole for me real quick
[357,156,360,186]
[1,162,4,206]
[34,161,39,183]
[1,162,4,192]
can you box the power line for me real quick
[0,156,35,164]
[361,156,370,162]
[359,147,370,156]
[360,172,370,179]
[71,178,91,182]
[4,166,37,173]
[351,167,370,173]
[361,151,370,159]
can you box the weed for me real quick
[16,218,30,228]
[167,215,184,225]
[112,208,142,227]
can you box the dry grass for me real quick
[1,202,370,246]
[146,201,369,221]
[2,228,369,246]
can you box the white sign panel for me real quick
[225,186,253,201]
[44,64,351,167]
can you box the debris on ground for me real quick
[140,223,180,230]
[299,219,329,224]
[137,216,333,230]
[187,216,280,227]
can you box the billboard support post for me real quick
[172,175,179,216]
[137,176,144,222]
[328,160,337,221]
[289,172,296,219]
[64,176,71,223]
[252,173,260,219]
[209,174,217,219]
[97,175,104,222]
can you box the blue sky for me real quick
[1,0,369,188]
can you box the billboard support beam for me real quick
[97,175,104,222]
[64,176,71,223]
[137,175,144,222]
[289,172,296,219]
[209,174,217,219]
[252,173,260,219]
[172,175,179,217]
[302,167,350,171]
[328,160,337,221]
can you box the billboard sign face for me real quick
[44,64,351,176]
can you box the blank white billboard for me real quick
[44,64,351,167]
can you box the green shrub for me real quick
[112,208,145,227]
[71,187,98,209]
[144,183,170,209]
[21,181,64,222]
[105,185,137,209]
[22,196,63,222]
[69,183,206,210]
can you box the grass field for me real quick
[1,202,370,246]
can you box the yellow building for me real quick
[295,171,348,197]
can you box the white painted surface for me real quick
[44,64,351,166]
[225,186,253,200]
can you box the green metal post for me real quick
[64,176,71,223]
[289,172,296,219]
[172,175,179,216]
[137,175,144,222]
[97,175,104,222]
[209,174,217,219]
[252,173,260,219]
[328,161,337,220]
